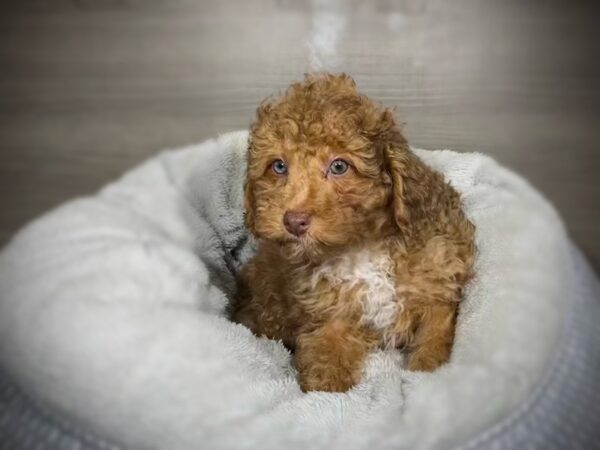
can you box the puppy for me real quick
[233,73,475,392]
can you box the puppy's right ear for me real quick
[245,100,273,234]
[243,140,256,234]
[243,178,255,233]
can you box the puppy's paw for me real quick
[298,363,358,393]
[407,349,448,372]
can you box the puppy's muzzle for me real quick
[283,211,311,237]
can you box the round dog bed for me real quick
[0,131,599,450]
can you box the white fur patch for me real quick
[311,249,399,330]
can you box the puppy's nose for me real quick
[283,211,312,236]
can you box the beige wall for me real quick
[0,0,598,268]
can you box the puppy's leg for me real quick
[295,320,376,392]
[231,269,259,332]
[232,293,300,349]
[231,296,258,332]
[406,303,457,371]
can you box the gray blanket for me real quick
[1,131,599,449]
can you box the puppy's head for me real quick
[245,73,410,260]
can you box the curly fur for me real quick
[310,249,398,333]
[233,73,476,392]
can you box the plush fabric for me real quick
[0,131,598,450]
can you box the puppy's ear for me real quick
[244,100,273,235]
[243,178,256,233]
[384,141,410,232]
[243,140,257,234]
[374,109,411,232]
[378,109,451,240]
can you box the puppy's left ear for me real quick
[377,109,453,240]
[374,109,411,232]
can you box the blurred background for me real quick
[0,0,598,269]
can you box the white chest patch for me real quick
[310,249,399,330]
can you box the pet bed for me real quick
[0,131,599,450]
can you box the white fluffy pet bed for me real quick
[0,131,599,450]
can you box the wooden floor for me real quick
[1,1,599,269]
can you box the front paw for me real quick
[298,363,358,393]
[407,349,449,372]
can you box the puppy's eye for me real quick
[328,159,349,176]
[271,159,288,175]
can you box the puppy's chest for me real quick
[309,250,399,330]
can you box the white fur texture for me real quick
[0,131,581,450]
[311,249,398,332]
